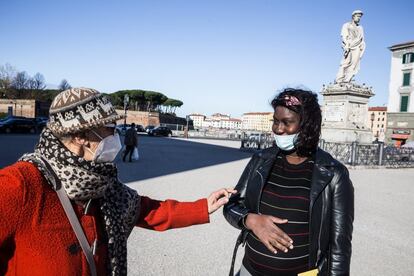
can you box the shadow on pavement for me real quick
[0,134,252,182]
[116,136,252,183]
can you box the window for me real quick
[403,72,411,86]
[400,95,409,112]
[402,52,414,64]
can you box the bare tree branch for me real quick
[33,73,46,90]
[0,63,17,89]
[11,71,30,90]
[58,79,71,91]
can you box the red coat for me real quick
[0,162,209,275]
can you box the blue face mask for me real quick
[274,133,299,151]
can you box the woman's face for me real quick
[81,126,117,161]
[272,106,301,135]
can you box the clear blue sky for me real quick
[1,0,413,118]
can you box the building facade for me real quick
[386,41,414,145]
[242,112,273,132]
[219,118,242,129]
[187,113,242,130]
[188,113,206,128]
[0,99,50,118]
[367,106,387,142]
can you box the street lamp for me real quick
[123,94,129,127]
[185,115,189,138]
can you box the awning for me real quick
[391,134,410,140]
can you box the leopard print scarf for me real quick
[20,128,141,276]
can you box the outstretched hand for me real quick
[207,188,237,214]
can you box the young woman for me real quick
[224,88,354,276]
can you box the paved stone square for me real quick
[124,138,414,276]
[1,135,413,275]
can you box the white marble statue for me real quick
[335,10,365,83]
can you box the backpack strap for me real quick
[40,157,98,276]
[229,230,249,276]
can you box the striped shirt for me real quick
[243,153,314,276]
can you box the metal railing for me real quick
[240,137,414,168]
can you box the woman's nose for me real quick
[274,123,285,134]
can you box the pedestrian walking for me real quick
[0,87,235,276]
[123,123,138,162]
[224,88,354,276]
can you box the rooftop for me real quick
[369,106,387,111]
[211,113,229,117]
[389,40,414,51]
[243,112,273,116]
[188,113,205,117]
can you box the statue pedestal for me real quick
[321,82,375,144]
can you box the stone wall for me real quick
[115,110,160,127]
[0,99,37,117]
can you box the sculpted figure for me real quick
[336,10,365,83]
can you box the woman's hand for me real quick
[207,188,237,214]
[245,213,293,254]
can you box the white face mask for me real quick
[88,130,122,163]
[274,133,299,151]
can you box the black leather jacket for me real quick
[223,146,354,276]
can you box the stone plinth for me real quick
[321,82,375,144]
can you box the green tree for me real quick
[108,89,181,112]
[144,91,167,111]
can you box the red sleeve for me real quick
[137,196,210,231]
[0,163,27,247]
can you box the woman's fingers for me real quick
[269,232,293,252]
[212,188,237,200]
[270,216,288,225]
[269,216,294,245]
[264,241,278,255]
[207,188,237,214]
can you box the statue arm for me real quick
[340,23,350,55]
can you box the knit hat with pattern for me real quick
[47,87,124,135]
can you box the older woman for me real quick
[224,88,354,276]
[0,87,234,276]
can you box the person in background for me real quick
[224,88,354,276]
[0,87,235,276]
[123,122,138,162]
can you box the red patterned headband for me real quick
[283,95,301,106]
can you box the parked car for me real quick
[0,117,37,134]
[33,117,48,132]
[116,124,146,135]
[148,126,172,137]
[384,145,414,162]
[145,125,156,133]
[116,124,131,135]
[135,124,145,133]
